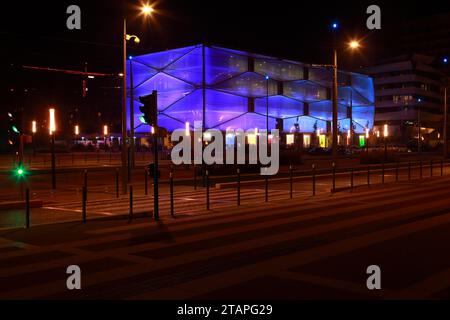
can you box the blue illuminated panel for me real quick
[127,44,374,133]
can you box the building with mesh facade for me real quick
[127,44,374,142]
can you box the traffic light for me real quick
[5,112,21,147]
[139,90,158,127]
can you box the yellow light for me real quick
[286,134,294,145]
[383,124,388,138]
[151,126,155,134]
[31,120,37,133]
[75,125,79,135]
[347,129,351,137]
[49,108,56,135]
[103,125,108,136]
[118,73,124,77]
[365,128,370,139]
[185,122,190,136]
[141,4,154,15]
[349,40,360,49]
[248,134,257,145]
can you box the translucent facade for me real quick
[127,44,374,134]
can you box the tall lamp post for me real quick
[49,108,56,189]
[444,87,447,158]
[313,36,361,160]
[121,4,153,194]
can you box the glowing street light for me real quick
[75,125,79,136]
[365,128,370,139]
[103,125,109,136]
[185,122,190,136]
[383,124,389,138]
[348,40,361,50]
[48,108,56,189]
[141,4,154,15]
[49,108,56,135]
[31,120,37,134]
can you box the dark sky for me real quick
[2,0,450,134]
[2,0,450,71]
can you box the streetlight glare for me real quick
[349,40,360,49]
[32,120,37,133]
[141,4,154,15]
[49,108,56,135]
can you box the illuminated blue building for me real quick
[127,44,374,136]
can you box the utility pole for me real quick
[444,87,448,158]
[332,48,338,159]
[121,18,128,194]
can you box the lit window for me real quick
[286,134,294,145]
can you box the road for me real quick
[1,174,450,299]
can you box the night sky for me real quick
[2,0,450,134]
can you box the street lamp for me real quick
[383,123,389,161]
[328,38,362,159]
[121,3,153,194]
[49,108,56,189]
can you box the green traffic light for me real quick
[17,168,24,175]
[12,125,20,134]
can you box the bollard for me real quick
[265,175,269,202]
[420,161,423,179]
[82,186,87,223]
[441,160,444,176]
[408,161,411,181]
[312,164,316,196]
[367,165,370,186]
[144,168,148,196]
[170,172,174,217]
[289,165,293,199]
[237,168,241,206]
[430,160,433,177]
[350,168,354,189]
[382,162,385,184]
[115,168,119,198]
[129,185,133,221]
[332,162,336,192]
[206,170,210,210]
[194,165,197,190]
[395,162,399,182]
[25,188,30,229]
[83,169,88,189]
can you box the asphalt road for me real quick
[1,174,450,299]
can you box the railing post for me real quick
[350,167,354,189]
[170,171,174,217]
[265,175,269,202]
[82,186,87,223]
[332,162,336,193]
[237,168,241,206]
[144,168,148,195]
[312,164,316,196]
[194,165,197,190]
[408,161,411,181]
[420,160,423,179]
[129,185,133,221]
[25,188,30,229]
[83,169,88,189]
[289,165,293,199]
[430,160,433,177]
[206,170,210,210]
[115,168,119,198]
[395,161,399,182]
